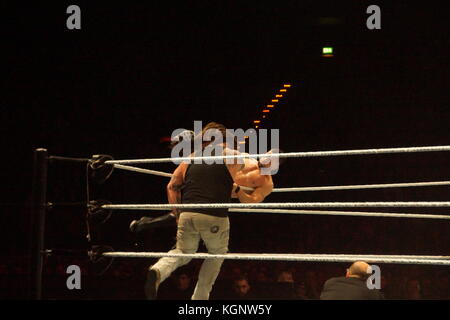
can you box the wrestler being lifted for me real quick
[231,149,279,203]
[129,129,280,233]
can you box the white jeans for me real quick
[151,211,230,300]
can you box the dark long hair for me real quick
[195,122,236,150]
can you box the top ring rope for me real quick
[104,145,450,165]
[113,164,173,178]
[272,181,450,192]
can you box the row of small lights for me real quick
[238,84,291,146]
[253,83,291,129]
[240,47,332,144]
[250,47,332,130]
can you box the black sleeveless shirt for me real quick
[181,159,233,217]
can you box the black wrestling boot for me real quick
[129,213,176,233]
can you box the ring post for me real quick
[30,148,48,300]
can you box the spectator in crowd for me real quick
[159,271,195,300]
[320,261,384,300]
[380,273,393,299]
[255,270,270,283]
[438,272,450,299]
[294,281,308,300]
[420,277,438,300]
[304,270,321,300]
[272,270,296,299]
[404,279,421,300]
[277,270,295,283]
[228,276,255,300]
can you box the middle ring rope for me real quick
[113,164,450,193]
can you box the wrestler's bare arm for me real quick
[223,148,247,173]
[167,162,187,216]
[236,177,273,203]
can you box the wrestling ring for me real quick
[30,144,450,299]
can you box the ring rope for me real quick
[101,202,450,210]
[272,181,450,192]
[286,254,449,259]
[113,164,173,177]
[102,252,450,265]
[228,208,450,220]
[104,145,450,164]
[109,163,450,192]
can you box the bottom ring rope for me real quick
[102,252,450,265]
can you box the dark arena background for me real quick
[1,1,449,304]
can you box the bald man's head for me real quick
[346,261,371,280]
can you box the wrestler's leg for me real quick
[151,212,200,281]
[146,212,199,299]
[129,213,176,233]
[191,214,230,300]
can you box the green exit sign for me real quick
[322,47,333,55]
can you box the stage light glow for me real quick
[322,47,334,57]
